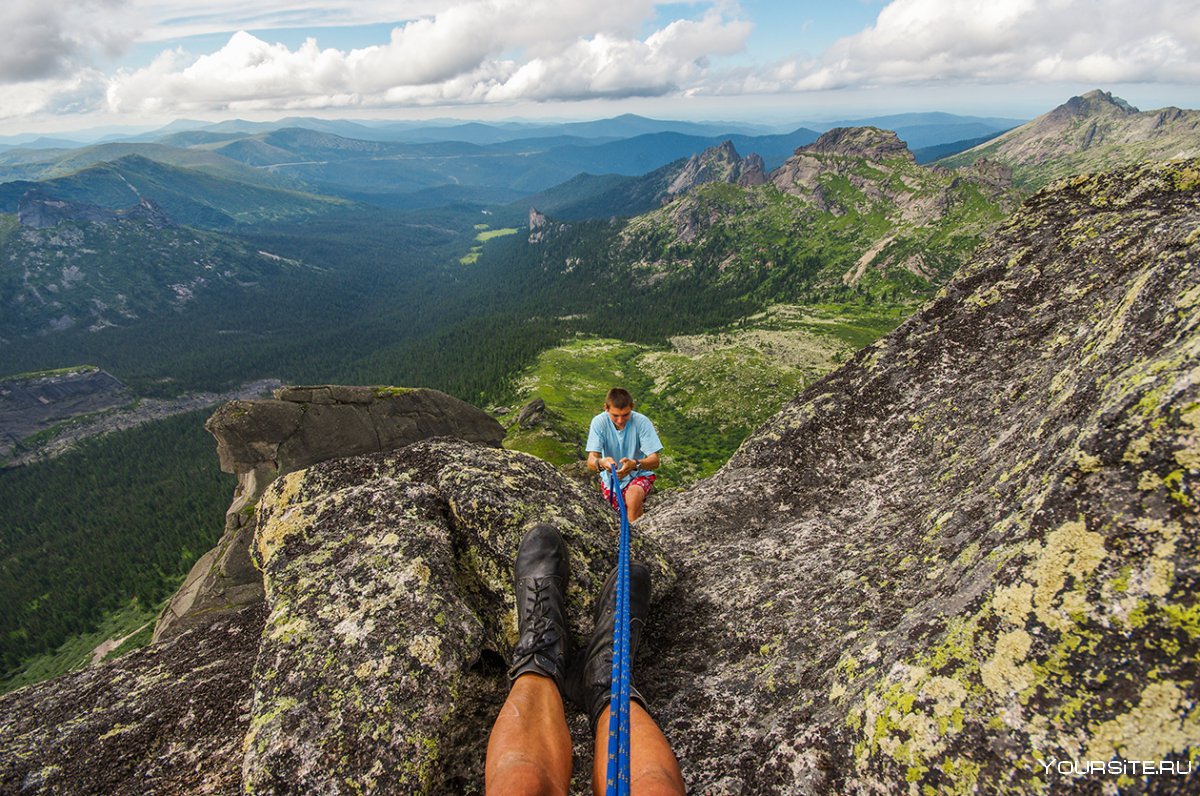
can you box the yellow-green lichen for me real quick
[255,470,317,567]
[1083,681,1200,761]
[408,634,443,668]
[980,629,1034,695]
[98,722,136,740]
[1027,520,1107,633]
[373,386,414,398]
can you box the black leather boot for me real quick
[507,523,571,691]
[568,562,651,731]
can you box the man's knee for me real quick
[487,755,564,796]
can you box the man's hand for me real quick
[618,457,637,478]
[598,456,617,472]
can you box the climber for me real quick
[485,524,684,795]
[585,387,662,522]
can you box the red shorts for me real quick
[602,474,656,505]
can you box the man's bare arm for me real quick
[618,451,660,477]
[588,451,617,472]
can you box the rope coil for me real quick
[605,463,632,795]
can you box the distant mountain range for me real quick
[1,89,1195,350]
[0,111,1030,216]
[1,110,1019,148]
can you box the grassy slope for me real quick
[502,302,911,486]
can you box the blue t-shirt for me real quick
[586,410,663,490]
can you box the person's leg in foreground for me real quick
[486,524,574,795]
[624,482,648,523]
[572,564,685,795]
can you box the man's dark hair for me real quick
[605,387,633,409]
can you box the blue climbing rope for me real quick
[606,463,632,796]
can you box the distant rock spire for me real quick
[666,141,767,197]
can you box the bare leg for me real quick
[486,673,573,796]
[625,484,647,522]
[591,702,685,795]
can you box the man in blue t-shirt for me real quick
[585,387,663,521]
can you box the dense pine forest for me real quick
[0,412,233,677]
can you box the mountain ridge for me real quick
[942,89,1200,186]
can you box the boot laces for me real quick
[514,577,560,657]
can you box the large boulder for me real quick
[1,438,672,794]
[153,386,506,642]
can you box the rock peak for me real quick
[1048,89,1139,121]
[666,140,766,196]
[801,126,914,162]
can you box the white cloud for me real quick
[9,0,1197,124]
[762,0,1200,92]
[102,0,752,113]
[0,0,133,83]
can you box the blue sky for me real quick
[2,0,1197,134]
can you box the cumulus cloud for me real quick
[19,0,1196,122]
[103,0,751,112]
[0,0,133,83]
[762,0,1200,92]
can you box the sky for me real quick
[2,0,1199,135]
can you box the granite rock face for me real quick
[3,160,1200,794]
[153,385,506,642]
[0,605,264,795]
[17,190,175,229]
[771,127,933,218]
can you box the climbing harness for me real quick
[606,463,633,795]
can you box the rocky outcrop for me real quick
[0,366,132,459]
[516,396,547,428]
[4,160,1200,794]
[528,206,570,244]
[666,141,767,197]
[18,190,174,229]
[764,127,1014,285]
[1044,88,1138,123]
[642,158,1200,792]
[0,605,262,795]
[153,385,506,642]
[771,127,919,207]
[243,440,672,792]
[801,126,915,162]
